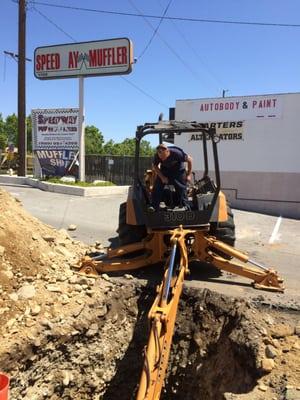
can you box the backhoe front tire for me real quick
[117,202,147,246]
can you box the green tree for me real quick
[102,138,154,156]
[85,125,104,154]
[102,139,115,155]
[0,114,5,136]
[0,134,6,151]
[1,113,33,151]
[5,113,18,145]
[26,116,32,152]
[116,138,135,155]
[0,114,6,150]
[140,140,154,156]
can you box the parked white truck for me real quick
[174,92,300,219]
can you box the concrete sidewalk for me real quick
[0,175,129,197]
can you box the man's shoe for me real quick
[147,206,155,213]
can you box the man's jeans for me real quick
[151,170,189,210]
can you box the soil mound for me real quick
[0,188,299,400]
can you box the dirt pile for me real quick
[0,187,299,400]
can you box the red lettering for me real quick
[103,48,108,66]
[117,47,122,64]
[107,48,112,65]
[68,51,79,68]
[112,47,117,65]
[54,53,60,69]
[35,54,42,71]
[41,54,46,69]
[253,98,277,109]
[119,46,127,64]
[35,53,60,71]
[89,47,128,67]
[89,49,99,67]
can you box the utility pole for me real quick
[222,89,228,98]
[18,0,26,176]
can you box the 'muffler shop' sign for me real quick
[34,38,133,79]
[31,108,80,177]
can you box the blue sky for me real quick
[1,0,300,143]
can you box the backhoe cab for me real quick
[125,120,228,234]
[77,119,284,400]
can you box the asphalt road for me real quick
[1,183,299,306]
[1,182,126,246]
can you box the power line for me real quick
[156,0,225,90]
[134,0,173,60]
[121,76,168,109]
[32,6,76,41]
[27,1,300,29]
[128,1,201,81]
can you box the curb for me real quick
[0,175,129,197]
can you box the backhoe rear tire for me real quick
[209,205,235,259]
[117,202,147,246]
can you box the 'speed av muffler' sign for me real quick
[34,38,133,79]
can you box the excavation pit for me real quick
[162,288,260,400]
[2,285,267,400]
[105,287,263,400]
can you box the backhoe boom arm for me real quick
[136,228,189,400]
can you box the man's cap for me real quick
[156,144,168,151]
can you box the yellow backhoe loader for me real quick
[77,120,284,400]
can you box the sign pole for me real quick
[79,76,85,182]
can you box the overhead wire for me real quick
[135,0,173,61]
[155,0,225,91]
[3,53,7,81]
[121,76,168,108]
[128,0,201,81]
[26,1,300,29]
[32,6,77,41]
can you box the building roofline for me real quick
[176,91,300,102]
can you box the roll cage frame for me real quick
[133,121,222,226]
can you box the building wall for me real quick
[175,93,300,219]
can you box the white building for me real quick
[174,92,300,219]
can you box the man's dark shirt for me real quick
[153,147,187,176]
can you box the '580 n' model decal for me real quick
[163,211,196,222]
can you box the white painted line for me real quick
[268,216,282,244]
